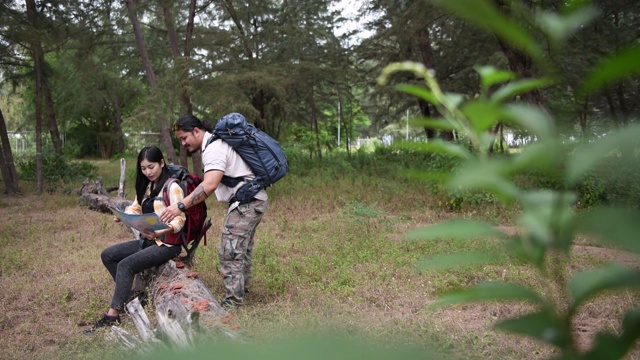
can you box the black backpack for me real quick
[206,112,289,204]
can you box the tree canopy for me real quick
[0,0,638,191]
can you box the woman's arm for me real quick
[160,170,223,224]
[152,182,186,237]
[165,181,186,233]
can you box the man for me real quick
[160,113,268,310]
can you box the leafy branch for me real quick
[378,0,640,358]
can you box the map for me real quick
[109,206,169,233]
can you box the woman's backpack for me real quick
[162,164,210,250]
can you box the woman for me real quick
[83,146,186,334]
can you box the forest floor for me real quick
[1,184,639,360]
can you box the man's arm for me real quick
[160,169,223,223]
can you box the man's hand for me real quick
[161,203,181,224]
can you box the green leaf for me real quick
[420,140,473,160]
[535,6,600,46]
[461,100,502,133]
[561,0,593,14]
[431,282,544,308]
[396,84,439,105]
[566,125,640,185]
[583,331,638,360]
[575,207,640,253]
[405,219,506,241]
[569,265,640,314]
[507,140,564,176]
[490,77,555,105]
[506,236,546,268]
[517,190,577,250]
[432,0,544,65]
[417,252,498,271]
[475,65,516,89]
[578,44,640,97]
[413,117,461,132]
[448,160,521,200]
[495,310,568,348]
[443,92,465,108]
[502,103,554,140]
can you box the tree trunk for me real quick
[161,1,202,174]
[216,0,269,135]
[615,83,628,127]
[43,76,63,153]
[124,0,177,165]
[26,0,44,194]
[24,0,63,154]
[218,0,253,60]
[494,1,547,111]
[0,107,20,194]
[417,26,453,141]
[310,87,322,160]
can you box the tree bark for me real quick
[310,86,322,159]
[111,260,243,349]
[494,0,547,111]
[151,260,242,339]
[124,0,177,165]
[416,26,453,141]
[161,1,203,174]
[216,0,269,133]
[43,76,63,153]
[0,107,20,194]
[23,0,63,154]
[25,0,44,194]
[104,84,126,155]
[217,0,253,59]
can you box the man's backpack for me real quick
[206,112,289,204]
[162,164,211,257]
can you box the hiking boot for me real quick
[82,314,121,335]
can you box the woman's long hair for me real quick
[134,146,171,205]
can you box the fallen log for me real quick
[78,174,131,214]
[79,193,132,214]
[152,259,242,340]
[110,259,243,350]
[78,159,130,213]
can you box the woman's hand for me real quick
[140,231,155,240]
[153,226,174,238]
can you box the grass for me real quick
[0,152,638,360]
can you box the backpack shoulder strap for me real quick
[205,132,217,149]
[161,178,179,206]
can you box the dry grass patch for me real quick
[1,168,639,360]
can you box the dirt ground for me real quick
[1,196,639,360]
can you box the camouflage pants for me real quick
[219,199,267,305]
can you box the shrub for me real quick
[16,151,97,182]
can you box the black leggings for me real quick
[101,239,181,311]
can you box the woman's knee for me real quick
[100,247,114,265]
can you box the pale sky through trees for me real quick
[331,0,373,43]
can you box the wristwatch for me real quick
[177,202,186,212]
